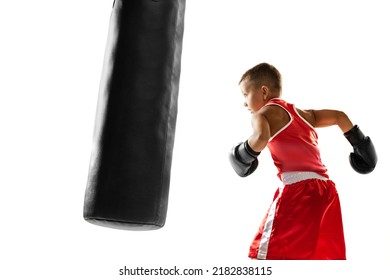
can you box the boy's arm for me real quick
[298,109,354,132]
[247,112,271,152]
[301,108,377,174]
[228,112,270,177]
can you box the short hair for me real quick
[239,62,282,93]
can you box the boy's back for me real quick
[262,98,329,180]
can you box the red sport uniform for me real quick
[247,99,345,260]
[230,62,377,260]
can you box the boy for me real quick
[229,62,377,260]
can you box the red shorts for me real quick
[248,178,346,260]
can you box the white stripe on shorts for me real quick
[257,184,285,259]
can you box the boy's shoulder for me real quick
[264,98,294,111]
[259,100,291,121]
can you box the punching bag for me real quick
[83,0,186,230]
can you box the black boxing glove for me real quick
[344,125,377,174]
[229,140,260,177]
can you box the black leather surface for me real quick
[83,0,186,230]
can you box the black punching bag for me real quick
[83,0,186,230]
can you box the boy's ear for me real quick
[260,85,270,99]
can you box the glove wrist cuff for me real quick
[344,125,365,146]
[236,141,260,164]
[244,140,261,157]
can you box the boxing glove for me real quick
[229,140,260,177]
[344,125,377,174]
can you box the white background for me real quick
[1,0,389,279]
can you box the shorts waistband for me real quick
[281,171,328,185]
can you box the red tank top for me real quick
[265,99,328,180]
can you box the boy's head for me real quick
[239,63,282,113]
[239,62,282,95]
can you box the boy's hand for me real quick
[229,141,260,177]
[344,125,377,174]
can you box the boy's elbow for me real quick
[337,110,348,119]
[248,133,270,152]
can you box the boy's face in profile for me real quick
[240,79,268,114]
